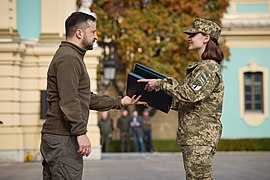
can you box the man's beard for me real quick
[82,36,94,50]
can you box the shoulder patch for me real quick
[191,73,207,92]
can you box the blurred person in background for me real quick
[130,109,145,152]
[98,111,114,152]
[117,108,131,152]
[142,108,153,152]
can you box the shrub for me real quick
[108,138,270,152]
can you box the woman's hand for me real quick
[137,79,157,92]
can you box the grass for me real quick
[108,138,270,152]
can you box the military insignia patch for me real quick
[191,73,207,92]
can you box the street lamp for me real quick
[103,59,116,87]
[99,40,117,86]
[99,40,123,95]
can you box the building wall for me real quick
[222,49,270,138]
[17,0,41,40]
[221,0,270,138]
[0,0,102,162]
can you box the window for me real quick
[244,72,263,112]
[239,62,268,127]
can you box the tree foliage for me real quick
[90,0,230,82]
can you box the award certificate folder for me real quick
[126,63,173,113]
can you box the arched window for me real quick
[239,62,268,126]
[244,72,263,112]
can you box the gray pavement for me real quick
[0,152,270,180]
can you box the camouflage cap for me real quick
[183,18,221,43]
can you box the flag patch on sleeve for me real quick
[191,73,207,92]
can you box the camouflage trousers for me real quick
[182,145,216,180]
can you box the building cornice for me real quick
[222,14,270,28]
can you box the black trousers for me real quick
[40,134,83,180]
[120,132,130,152]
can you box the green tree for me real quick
[90,0,229,84]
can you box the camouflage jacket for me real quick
[155,59,224,147]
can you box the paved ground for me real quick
[0,152,270,180]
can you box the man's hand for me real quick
[77,134,91,157]
[121,95,148,106]
[137,79,157,92]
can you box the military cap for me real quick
[184,18,221,43]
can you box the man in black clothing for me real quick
[117,109,131,152]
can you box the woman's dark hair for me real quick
[201,38,224,64]
[65,12,96,38]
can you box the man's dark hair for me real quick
[202,38,224,64]
[65,12,96,38]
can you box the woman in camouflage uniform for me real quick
[139,18,224,179]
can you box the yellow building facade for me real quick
[0,0,102,162]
